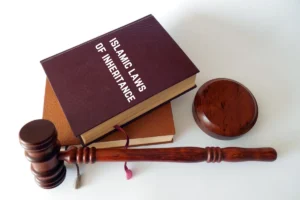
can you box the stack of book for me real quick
[43,79,176,148]
[41,14,199,147]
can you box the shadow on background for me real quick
[168,13,298,156]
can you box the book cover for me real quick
[43,79,175,148]
[41,14,199,144]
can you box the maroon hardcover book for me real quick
[41,14,199,145]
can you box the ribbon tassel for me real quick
[65,146,82,188]
[114,125,133,180]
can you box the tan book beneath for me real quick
[43,79,176,148]
[81,75,196,144]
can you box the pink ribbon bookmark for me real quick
[114,125,133,180]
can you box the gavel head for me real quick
[19,119,66,189]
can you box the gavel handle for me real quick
[58,147,277,164]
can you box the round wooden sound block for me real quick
[193,78,258,140]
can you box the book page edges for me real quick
[86,135,173,149]
[80,75,196,144]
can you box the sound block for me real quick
[193,78,258,140]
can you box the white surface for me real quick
[1,0,300,199]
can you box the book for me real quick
[43,79,176,148]
[41,14,199,145]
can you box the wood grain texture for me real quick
[193,78,258,139]
[59,146,277,163]
[19,119,276,189]
[19,119,66,189]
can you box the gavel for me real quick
[19,119,277,189]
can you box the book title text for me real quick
[95,38,147,103]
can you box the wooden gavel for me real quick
[19,119,277,189]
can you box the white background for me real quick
[1,0,299,199]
